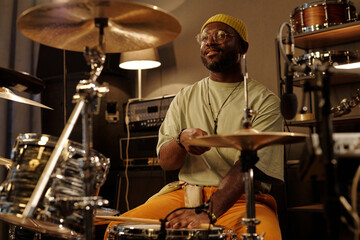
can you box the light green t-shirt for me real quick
[157,77,283,191]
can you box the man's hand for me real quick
[180,128,210,155]
[159,128,210,170]
[166,209,210,229]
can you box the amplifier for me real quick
[120,135,159,166]
[126,95,175,131]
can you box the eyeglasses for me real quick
[196,30,235,45]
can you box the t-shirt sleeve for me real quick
[156,92,183,156]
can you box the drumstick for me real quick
[95,216,213,229]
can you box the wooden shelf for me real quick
[287,114,360,127]
[288,203,324,212]
[294,21,360,50]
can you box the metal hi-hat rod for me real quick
[242,55,258,129]
[240,54,263,240]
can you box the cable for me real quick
[277,22,296,66]
[124,98,138,211]
[351,165,360,240]
[123,95,174,210]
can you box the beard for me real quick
[201,50,239,73]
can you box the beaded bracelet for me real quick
[176,128,186,149]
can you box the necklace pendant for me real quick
[214,119,218,135]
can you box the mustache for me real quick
[205,47,222,54]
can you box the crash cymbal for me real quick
[0,156,12,169]
[0,67,44,94]
[0,87,53,110]
[17,0,182,53]
[184,128,308,151]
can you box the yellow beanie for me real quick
[200,14,248,43]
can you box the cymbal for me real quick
[0,87,53,110]
[184,128,308,151]
[17,0,182,53]
[0,156,12,169]
[0,67,44,94]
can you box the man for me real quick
[105,14,283,239]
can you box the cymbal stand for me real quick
[241,55,263,240]
[22,18,109,240]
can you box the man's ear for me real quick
[240,41,249,54]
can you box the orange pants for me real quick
[104,187,282,239]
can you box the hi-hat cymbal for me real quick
[0,67,44,94]
[184,128,308,151]
[0,87,53,110]
[17,0,182,53]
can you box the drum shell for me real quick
[0,133,110,238]
[291,1,358,33]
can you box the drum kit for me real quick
[4,0,358,239]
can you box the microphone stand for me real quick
[22,19,110,240]
[312,61,340,240]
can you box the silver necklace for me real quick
[207,78,241,134]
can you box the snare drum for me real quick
[107,223,228,240]
[291,0,358,34]
[0,133,110,238]
[294,50,359,78]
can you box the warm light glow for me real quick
[334,62,360,69]
[119,48,161,70]
[119,60,161,70]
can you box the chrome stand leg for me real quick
[240,151,263,240]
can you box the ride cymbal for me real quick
[184,128,308,151]
[17,0,182,53]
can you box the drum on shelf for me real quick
[107,223,229,240]
[294,50,359,78]
[0,133,110,239]
[291,0,358,34]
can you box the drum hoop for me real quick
[303,0,344,9]
[14,133,106,159]
[291,0,353,17]
[115,223,224,234]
